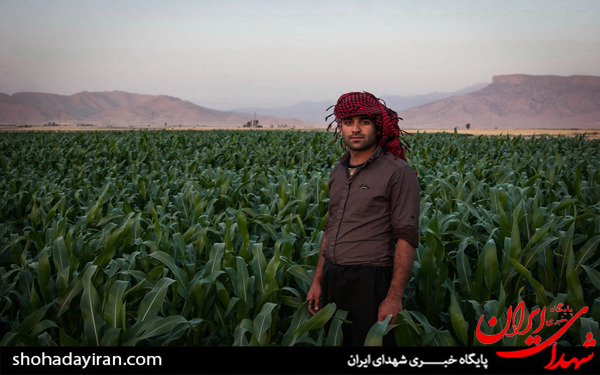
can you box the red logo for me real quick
[475,302,595,370]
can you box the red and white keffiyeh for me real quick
[326,91,411,161]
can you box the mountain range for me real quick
[229,83,488,123]
[1,74,599,129]
[0,91,313,128]
[402,75,600,129]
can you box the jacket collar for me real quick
[340,145,384,167]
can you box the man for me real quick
[306,91,420,346]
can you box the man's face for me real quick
[339,116,379,152]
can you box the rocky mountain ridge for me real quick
[401,74,600,129]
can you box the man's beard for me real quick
[342,134,378,151]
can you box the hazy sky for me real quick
[1,0,599,109]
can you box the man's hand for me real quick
[306,282,322,315]
[378,238,414,324]
[377,296,403,324]
[307,238,327,315]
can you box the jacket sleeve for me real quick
[389,166,420,248]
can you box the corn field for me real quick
[1,130,599,346]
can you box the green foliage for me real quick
[407,133,600,346]
[1,130,599,346]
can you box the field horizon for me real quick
[1,124,599,140]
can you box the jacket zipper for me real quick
[332,181,352,263]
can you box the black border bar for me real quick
[2,346,599,374]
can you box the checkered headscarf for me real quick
[326,91,410,161]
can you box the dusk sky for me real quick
[1,0,599,110]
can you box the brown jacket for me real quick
[323,146,420,266]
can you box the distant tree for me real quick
[466,123,471,130]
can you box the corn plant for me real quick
[1,130,598,347]
[403,133,600,346]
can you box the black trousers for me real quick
[321,260,396,346]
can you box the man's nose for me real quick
[350,120,361,132]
